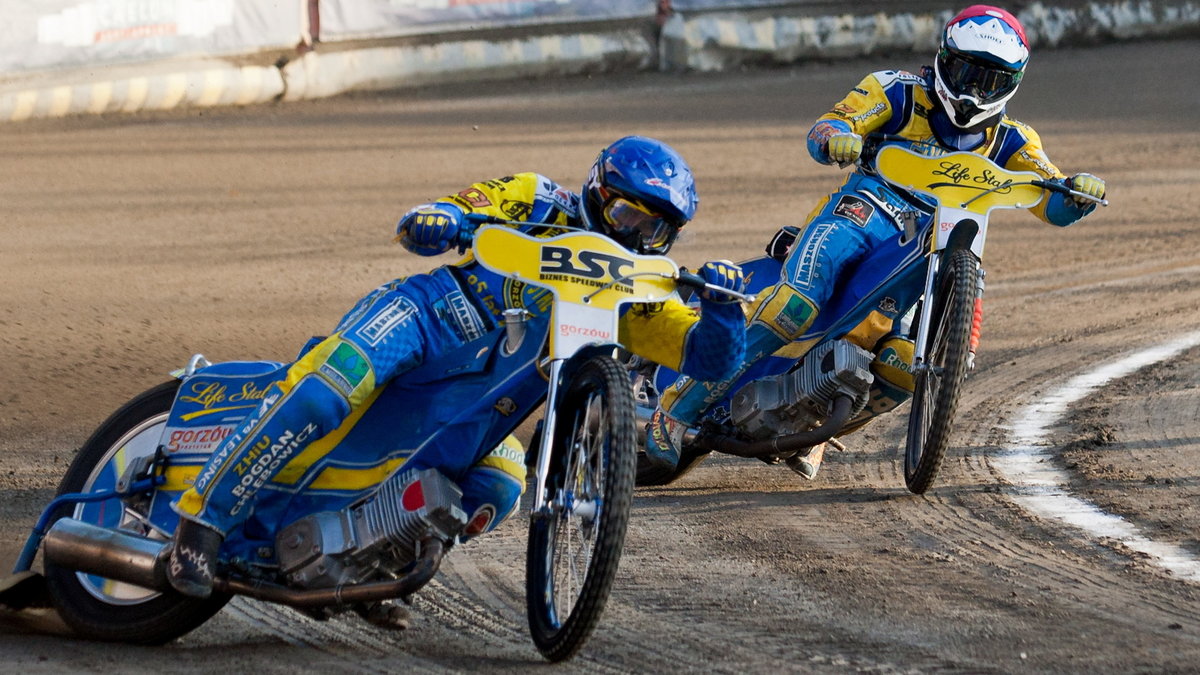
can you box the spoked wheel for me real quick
[904,249,980,494]
[43,380,229,643]
[526,356,636,662]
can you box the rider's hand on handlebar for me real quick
[698,260,747,304]
[395,203,464,256]
[827,132,863,168]
[1067,173,1106,207]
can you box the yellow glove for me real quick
[826,132,863,167]
[1067,173,1106,207]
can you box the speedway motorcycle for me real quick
[633,138,1107,494]
[0,222,737,662]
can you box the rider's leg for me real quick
[839,333,916,436]
[456,435,526,540]
[167,271,483,597]
[645,181,917,470]
[645,213,871,469]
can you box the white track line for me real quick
[996,330,1200,583]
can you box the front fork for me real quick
[911,255,941,375]
[531,359,564,517]
[911,252,987,374]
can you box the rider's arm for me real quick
[619,298,746,382]
[807,71,905,164]
[992,118,1096,227]
[396,173,572,255]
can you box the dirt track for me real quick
[1,39,1199,673]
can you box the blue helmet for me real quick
[581,136,698,255]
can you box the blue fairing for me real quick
[147,314,550,565]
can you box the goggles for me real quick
[602,197,677,252]
[937,49,1023,103]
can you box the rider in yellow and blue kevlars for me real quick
[165,136,748,599]
[645,5,1108,477]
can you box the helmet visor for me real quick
[938,49,1023,103]
[603,197,677,252]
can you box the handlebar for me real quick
[1031,178,1109,207]
[862,133,1108,207]
[677,268,756,304]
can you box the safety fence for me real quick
[1,1,1196,122]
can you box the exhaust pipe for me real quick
[42,518,171,592]
[41,518,447,608]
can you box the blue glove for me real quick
[698,260,746,304]
[395,203,465,256]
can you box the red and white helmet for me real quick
[933,5,1029,130]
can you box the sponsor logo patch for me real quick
[356,296,418,347]
[832,194,875,227]
[320,342,370,396]
[443,291,486,342]
[501,200,532,220]
[774,295,815,337]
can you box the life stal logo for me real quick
[929,161,1014,193]
[179,381,271,411]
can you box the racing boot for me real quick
[645,409,687,470]
[165,518,223,599]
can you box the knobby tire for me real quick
[904,249,979,494]
[526,356,636,662]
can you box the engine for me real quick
[728,339,874,440]
[275,467,467,589]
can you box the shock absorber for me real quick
[968,269,985,369]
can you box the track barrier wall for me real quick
[1,0,1196,123]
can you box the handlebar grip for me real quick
[1032,179,1069,195]
[676,268,709,291]
[1032,179,1108,206]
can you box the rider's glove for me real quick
[698,260,746,304]
[826,132,863,167]
[1066,173,1106,207]
[395,203,465,256]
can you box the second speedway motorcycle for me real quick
[0,223,735,662]
[634,140,1107,494]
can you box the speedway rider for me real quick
[645,5,1108,477]
[166,136,749,598]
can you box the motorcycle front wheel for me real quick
[904,249,980,494]
[43,380,229,643]
[526,355,636,662]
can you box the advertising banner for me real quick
[319,0,654,41]
[669,0,799,10]
[0,0,303,76]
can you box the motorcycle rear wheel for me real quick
[904,249,979,494]
[526,356,635,662]
[43,380,229,644]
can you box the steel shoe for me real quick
[165,518,222,599]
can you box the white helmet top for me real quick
[933,5,1030,130]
